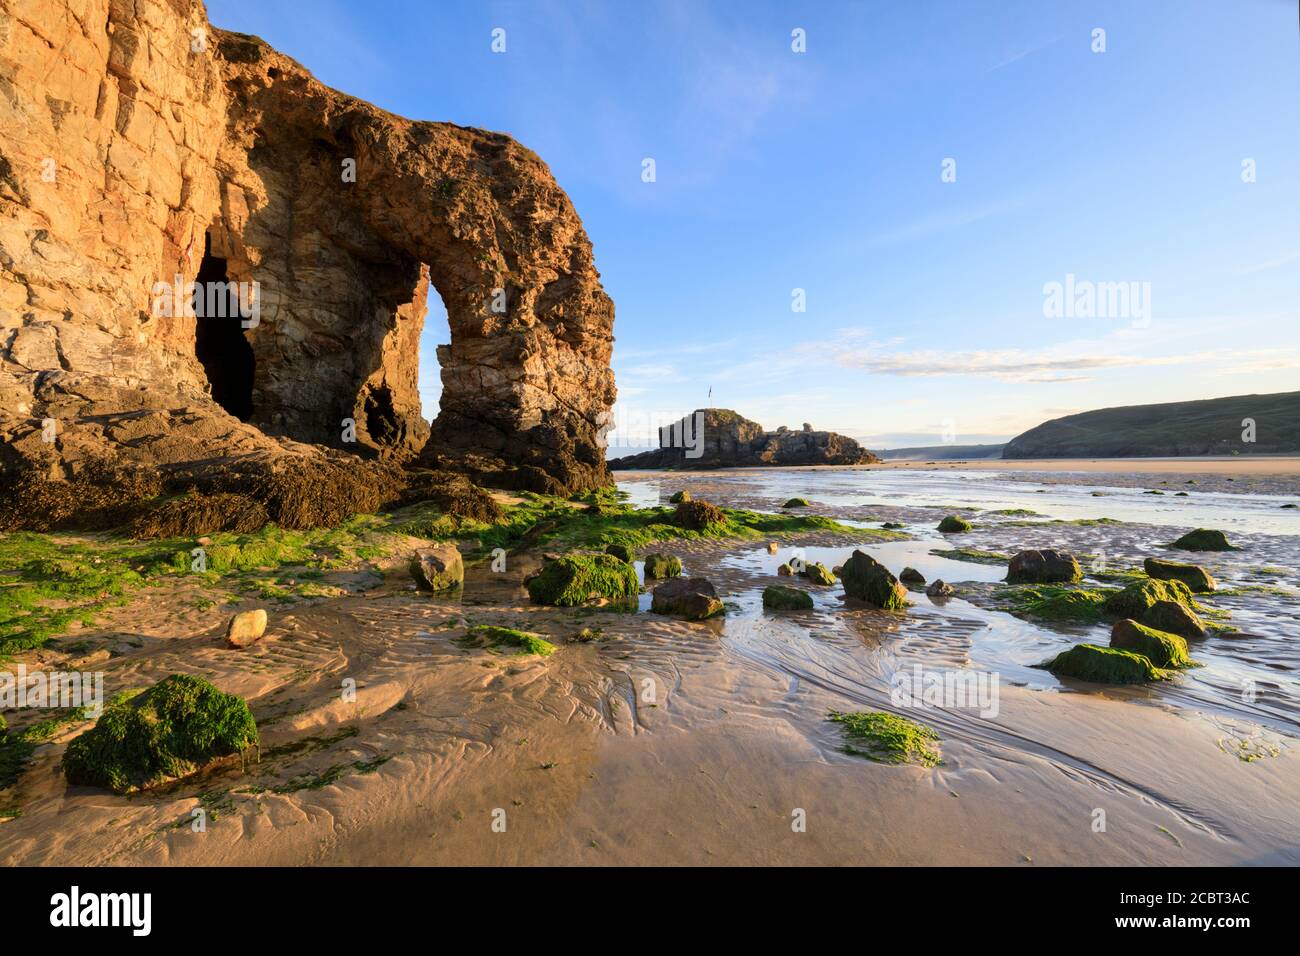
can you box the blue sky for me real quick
[207,0,1300,450]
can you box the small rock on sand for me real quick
[226,609,267,648]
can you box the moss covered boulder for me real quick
[1039,644,1168,684]
[937,515,972,533]
[1110,619,1196,669]
[672,499,726,530]
[642,553,682,578]
[668,490,691,504]
[410,544,464,591]
[783,497,810,508]
[1006,549,1083,584]
[1103,578,1195,618]
[1171,528,1237,552]
[651,577,724,620]
[799,562,837,585]
[604,542,636,563]
[526,554,639,607]
[1141,599,1205,639]
[840,550,907,610]
[762,585,814,610]
[1143,557,1216,592]
[63,674,259,793]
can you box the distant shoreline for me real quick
[615,455,1300,477]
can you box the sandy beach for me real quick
[2,461,1296,866]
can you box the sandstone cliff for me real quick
[608,409,879,470]
[0,0,615,515]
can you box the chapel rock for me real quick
[608,409,880,470]
[0,0,616,525]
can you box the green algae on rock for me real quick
[604,542,635,563]
[783,497,811,508]
[840,550,907,610]
[828,711,941,767]
[668,490,691,504]
[460,625,556,657]
[1143,557,1216,593]
[1103,578,1197,618]
[1109,619,1197,669]
[1141,599,1205,639]
[525,554,639,607]
[762,585,814,610]
[1170,528,1237,552]
[1038,644,1170,684]
[63,674,258,794]
[937,515,972,533]
[996,585,1112,623]
[799,562,837,585]
[642,553,682,578]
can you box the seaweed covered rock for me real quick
[1171,528,1237,552]
[526,554,638,607]
[840,550,907,610]
[762,585,814,610]
[605,543,636,564]
[1103,579,1195,618]
[937,515,972,533]
[410,544,464,591]
[899,567,926,585]
[1039,644,1168,684]
[129,491,270,538]
[651,577,724,620]
[1006,549,1083,585]
[799,562,837,585]
[672,499,726,530]
[1143,557,1216,592]
[1140,599,1205,639]
[926,579,955,597]
[642,553,682,578]
[783,497,811,508]
[1110,619,1196,668]
[63,675,259,793]
[397,471,503,523]
[668,490,692,504]
[226,609,268,649]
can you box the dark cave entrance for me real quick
[364,386,399,446]
[193,237,255,421]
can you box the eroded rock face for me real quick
[0,0,614,501]
[609,409,878,470]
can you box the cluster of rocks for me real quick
[997,534,1235,684]
[609,409,880,470]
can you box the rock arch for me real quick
[0,0,615,499]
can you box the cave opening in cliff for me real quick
[193,237,255,421]
[364,386,399,446]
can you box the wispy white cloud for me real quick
[859,197,1025,248]
[989,36,1064,72]
[1234,251,1300,276]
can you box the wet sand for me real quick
[1,466,1297,866]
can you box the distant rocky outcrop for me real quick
[1002,391,1300,459]
[609,409,879,470]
